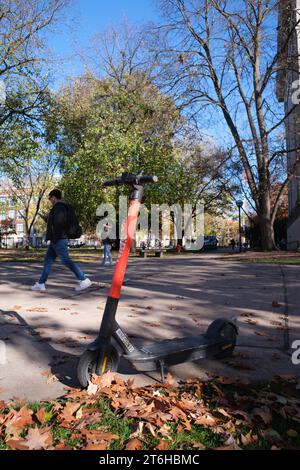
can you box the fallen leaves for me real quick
[0,373,300,451]
[126,438,143,450]
[254,331,269,337]
[3,406,34,438]
[194,413,218,427]
[23,427,53,450]
[7,427,53,450]
[26,307,48,313]
[57,402,81,427]
[41,370,59,384]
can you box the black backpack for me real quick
[65,203,83,239]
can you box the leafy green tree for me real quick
[0,125,59,246]
[0,0,69,137]
[50,72,183,230]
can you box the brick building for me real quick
[277,0,300,249]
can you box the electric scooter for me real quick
[77,173,238,387]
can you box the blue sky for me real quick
[46,0,159,83]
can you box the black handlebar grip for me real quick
[103,174,158,187]
[137,175,158,184]
[103,179,121,187]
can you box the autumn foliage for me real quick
[1,372,300,450]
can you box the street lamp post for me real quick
[237,200,243,253]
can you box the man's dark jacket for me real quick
[46,202,68,242]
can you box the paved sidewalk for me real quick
[0,253,299,401]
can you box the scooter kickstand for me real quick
[158,360,165,383]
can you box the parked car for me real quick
[68,239,85,248]
[203,236,218,250]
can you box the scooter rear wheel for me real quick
[77,347,119,388]
[206,319,237,359]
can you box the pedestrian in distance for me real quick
[101,224,113,266]
[230,239,236,251]
[31,189,92,292]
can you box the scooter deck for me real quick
[123,334,226,371]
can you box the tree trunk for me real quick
[259,194,274,251]
[24,222,30,251]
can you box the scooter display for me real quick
[77,173,238,387]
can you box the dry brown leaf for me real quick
[54,442,73,450]
[6,438,29,450]
[192,442,206,450]
[217,408,232,419]
[157,424,172,440]
[35,408,47,425]
[58,402,81,424]
[145,422,157,437]
[46,373,59,384]
[216,435,241,450]
[4,406,33,430]
[240,432,258,446]
[166,373,178,387]
[254,331,269,337]
[87,381,98,396]
[24,427,53,450]
[142,321,160,328]
[195,413,218,427]
[245,319,258,325]
[93,371,117,388]
[84,442,108,450]
[26,307,48,312]
[81,429,119,444]
[156,440,169,450]
[227,361,256,371]
[126,438,143,450]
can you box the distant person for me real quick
[176,243,183,254]
[278,238,287,251]
[230,239,236,251]
[101,224,113,266]
[31,189,92,292]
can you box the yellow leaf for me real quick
[287,429,298,438]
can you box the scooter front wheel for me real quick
[77,347,119,388]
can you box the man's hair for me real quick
[49,189,62,200]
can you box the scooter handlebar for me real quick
[103,173,158,187]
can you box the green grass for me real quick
[2,374,300,451]
[168,423,221,450]
[0,248,103,264]
[27,402,44,413]
[239,257,300,266]
[0,439,8,450]
[93,399,133,450]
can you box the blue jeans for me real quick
[103,244,113,264]
[39,239,86,284]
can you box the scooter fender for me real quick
[86,338,103,352]
[228,316,239,334]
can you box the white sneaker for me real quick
[31,282,46,292]
[75,278,92,292]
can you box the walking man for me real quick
[31,189,92,292]
[101,224,113,266]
